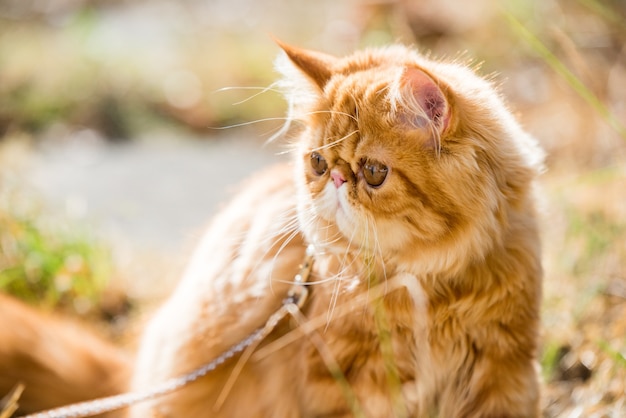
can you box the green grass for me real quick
[540,339,566,381]
[598,340,626,369]
[0,185,112,315]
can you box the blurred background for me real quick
[0,0,624,415]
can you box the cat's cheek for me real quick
[315,182,340,220]
[334,204,355,238]
[334,187,360,226]
[316,183,360,240]
[373,219,414,252]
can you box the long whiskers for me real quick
[325,224,360,327]
[304,109,359,124]
[252,274,407,361]
[208,117,291,131]
[367,212,388,288]
[224,208,302,295]
[209,82,298,144]
[312,129,360,152]
[213,83,283,106]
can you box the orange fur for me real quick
[0,43,544,418]
[0,294,130,417]
[131,44,544,417]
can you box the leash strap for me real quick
[19,245,315,418]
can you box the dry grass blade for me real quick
[502,8,626,140]
[0,384,24,418]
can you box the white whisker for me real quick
[368,212,388,286]
[209,117,291,131]
[213,83,283,106]
[224,210,302,296]
[313,129,359,152]
[304,109,359,124]
[324,222,360,328]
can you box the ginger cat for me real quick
[0,42,544,418]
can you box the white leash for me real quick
[18,245,315,418]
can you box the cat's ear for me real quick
[275,39,337,90]
[396,67,451,138]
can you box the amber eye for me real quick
[362,160,388,187]
[310,152,328,175]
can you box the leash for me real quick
[18,245,316,418]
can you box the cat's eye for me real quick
[310,152,328,175]
[362,160,388,187]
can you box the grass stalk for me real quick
[502,10,626,140]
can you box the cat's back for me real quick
[130,162,307,417]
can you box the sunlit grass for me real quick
[539,162,626,413]
[498,2,626,414]
[502,8,626,140]
[0,179,112,316]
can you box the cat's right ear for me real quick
[274,39,337,91]
[390,66,452,151]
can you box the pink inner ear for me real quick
[401,67,450,133]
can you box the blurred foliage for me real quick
[503,9,626,139]
[0,0,625,146]
[0,174,112,316]
[0,1,286,140]
[541,166,626,415]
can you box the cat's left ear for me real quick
[275,39,337,91]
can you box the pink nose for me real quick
[331,170,346,188]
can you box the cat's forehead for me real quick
[321,68,398,127]
[312,79,409,161]
[328,66,398,102]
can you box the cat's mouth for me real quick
[307,180,382,253]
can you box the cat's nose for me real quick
[331,170,346,188]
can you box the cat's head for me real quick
[277,42,543,275]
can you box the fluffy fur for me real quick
[0,294,130,417]
[0,43,544,417]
